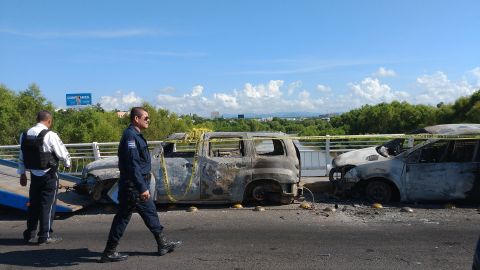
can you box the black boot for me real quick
[155,233,182,256]
[23,230,36,244]
[100,241,128,263]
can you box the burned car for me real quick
[76,132,302,204]
[329,124,480,203]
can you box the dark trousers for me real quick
[105,187,163,247]
[26,171,58,238]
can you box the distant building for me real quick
[261,117,273,122]
[116,111,128,118]
[238,114,245,119]
[211,111,220,119]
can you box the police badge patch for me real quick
[128,140,136,149]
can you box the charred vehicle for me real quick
[329,124,480,203]
[76,132,302,204]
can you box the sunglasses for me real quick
[138,116,150,122]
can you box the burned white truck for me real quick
[76,132,302,204]
[329,124,480,203]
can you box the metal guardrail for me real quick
[0,136,404,177]
[0,141,163,176]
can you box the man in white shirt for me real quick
[18,110,71,245]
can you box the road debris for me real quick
[323,206,336,212]
[445,203,456,209]
[187,206,198,212]
[232,203,243,209]
[372,203,383,209]
[401,207,414,213]
[253,206,266,212]
[300,202,313,210]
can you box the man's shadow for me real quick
[0,246,100,267]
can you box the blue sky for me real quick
[1,0,479,117]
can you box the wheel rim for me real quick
[252,185,266,201]
[366,181,391,202]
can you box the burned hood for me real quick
[332,146,389,167]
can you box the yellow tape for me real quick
[159,139,201,203]
[159,149,176,202]
[161,134,480,144]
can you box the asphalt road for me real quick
[0,202,479,270]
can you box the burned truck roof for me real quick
[168,131,291,140]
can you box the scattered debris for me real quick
[445,203,456,209]
[401,207,414,213]
[420,218,440,225]
[253,206,266,212]
[300,202,313,210]
[187,206,198,212]
[372,203,383,209]
[323,206,336,212]
[232,203,243,209]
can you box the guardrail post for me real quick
[92,142,101,160]
[325,135,331,176]
[408,137,414,148]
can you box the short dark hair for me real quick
[130,107,147,123]
[36,110,52,122]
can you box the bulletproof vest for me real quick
[20,129,59,170]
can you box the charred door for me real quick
[405,140,479,201]
[200,137,251,201]
[152,142,200,202]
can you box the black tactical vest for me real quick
[20,129,59,170]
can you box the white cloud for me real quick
[349,77,409,103]
[214,93,239,109]
[243,80,283,98]
[298,90,310,100]
[373,67,396,77]
[414,71,476,104]
[98,70,479,117]
[316,84,331,93]
[468,67,480,87]
[287,81,302,95]
[151,80,330,116]
[100,91,143,111]
[189,85,203,97]
[376,67,397,77]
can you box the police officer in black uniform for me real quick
[101,107,181,263]
[18,110,71,245]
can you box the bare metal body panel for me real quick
[79,132,301,204]
[332,124,480,202]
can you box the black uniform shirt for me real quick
[118,124,151,193]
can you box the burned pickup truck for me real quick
[329,124,480,203]
[76,132,302,204]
